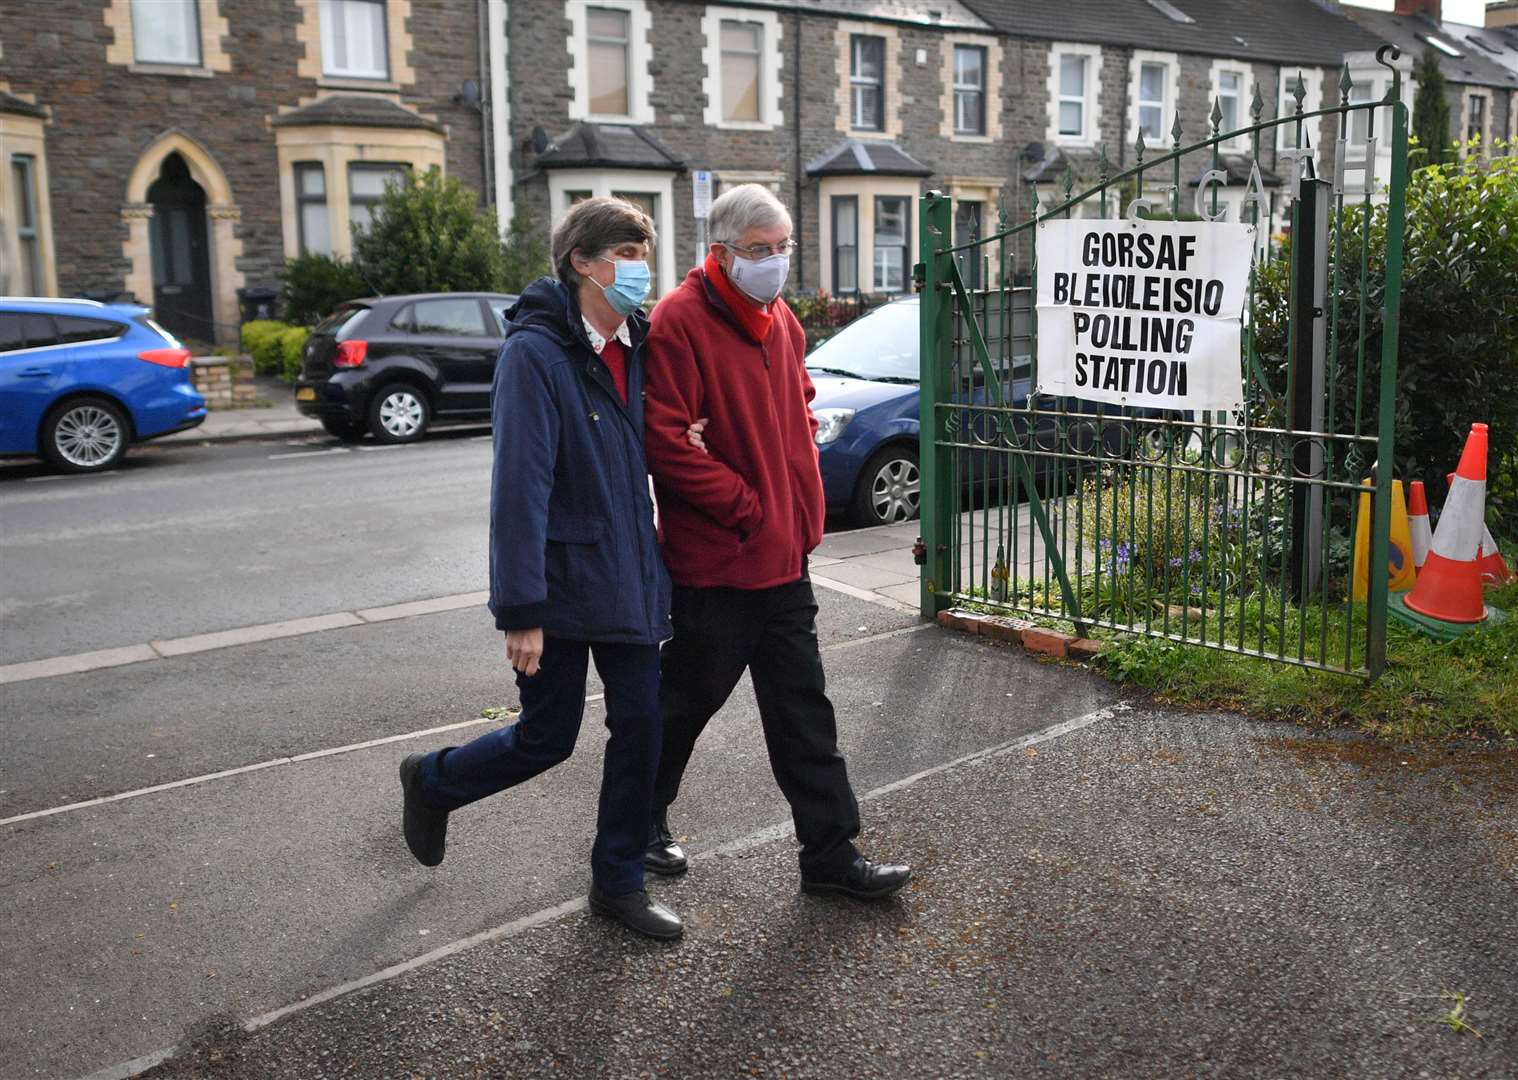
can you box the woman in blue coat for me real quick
[398,197,680,941]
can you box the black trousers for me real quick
[653,570,862,877]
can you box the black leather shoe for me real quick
[644,810,688,876]
[399,753,448,867]
[588,887,684,941]
[802,857,912,900]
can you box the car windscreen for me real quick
[805,301,919,384]
[313,304,369,341]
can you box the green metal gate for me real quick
[918,51,1410,679]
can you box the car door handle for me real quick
[19,367,54,378]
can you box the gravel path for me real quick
[144,706,1518,1079]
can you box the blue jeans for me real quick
[418,637,661,895]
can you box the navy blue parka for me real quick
[487,277,671,645]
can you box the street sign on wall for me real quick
[693,170,713,220]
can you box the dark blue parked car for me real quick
[0,297,206,473]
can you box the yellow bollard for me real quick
[1353,478,1417,600]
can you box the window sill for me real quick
[1050,134,1096,148]
[128,63,214,78]
[949,133,994,143]
[712,119,780,132]
[846,128,893,139]
[318,76,401,93]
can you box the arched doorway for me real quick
[147,153,214,344]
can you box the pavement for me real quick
[137,707,1518,1080]
[159,379,323,444]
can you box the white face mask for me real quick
[728,252,790,304]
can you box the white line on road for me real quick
[74,702,1121,1080]
[1,624,931,828]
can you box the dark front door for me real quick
[148,153,214,345]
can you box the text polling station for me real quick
[1035,219,1254,414]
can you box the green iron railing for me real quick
[919,51,1409,679]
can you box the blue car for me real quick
[0,297,206,473]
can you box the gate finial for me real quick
[1210,97,1223,137]
[1338,64,1353,104]
[1134,128,1147,165]
[1376,44,1402,103]
[1292,72,1307,115]
[1171,110,1184,149]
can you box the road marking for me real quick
[0,644,158,684]
[23,472,102,483]
[0,592,490,685]
[355,444,412,452]
[73,703,1121,1080]
[266,448,351,460]
[811,571,917,614]
[355,591,489,623]
[1,622,927,826]
[151,612,364,658]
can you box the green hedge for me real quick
[240,319,310,385]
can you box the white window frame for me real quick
[131,0,203,67]
[1340,59,1413,199]
[939,34,1001,142]
[1126,50,1178,147]
[700,5,783,131]
[1046,42,1102,147]
[871,193,911,294]
[1209,60,1249,150]
[1275,67,1325,153]
[546,169,676,297]
[1463,88,1493,150]
[567,0,654,124]
[320,0,390,81]
[850,34,886,132]
[817,176,918,297]
[952,44,987,136]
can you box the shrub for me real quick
[1252,142,1518,540]
[499,205,551,294]
[350,167,507,295]
[276,325,310,384]
[241,319,288,376]
[280,253,369,327]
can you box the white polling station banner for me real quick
[1035,218,1255,414]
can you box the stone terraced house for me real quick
[3,0,1509,344]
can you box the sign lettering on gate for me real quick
[1035,219,1254,414]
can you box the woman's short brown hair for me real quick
[551,197,657,286]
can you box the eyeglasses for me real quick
[719,238,798,259]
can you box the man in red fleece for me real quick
[641,184,911,900]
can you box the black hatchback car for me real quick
[294,292,518,443]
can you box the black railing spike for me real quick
[1097,144,1111,182]
[1209,97,1224,135]
[1134,128,1147,163]
[1062,166,1075,199]
[1292,72,1307,115]
[1339,63,1353,104]
[1171,109,1184,147]
[1250,83,1265,124]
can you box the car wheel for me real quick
[850,445,920,527]
[367,384,430,444]
[41,396,130,474]
[321,416,366,442]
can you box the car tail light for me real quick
[334,340,368,368]
[138,347,192,368]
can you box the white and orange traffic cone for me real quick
[1446,470,1512,586]
[1392,425,1498,639]
[1407,480,1432,571]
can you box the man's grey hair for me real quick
[709,184,793,245]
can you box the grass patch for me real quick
[1091,580,1518,740]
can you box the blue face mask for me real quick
[594,257,652,317]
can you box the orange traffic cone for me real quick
[1394,425,1491,634]
[1407,480,1432,570]
[1446,470,1512,585]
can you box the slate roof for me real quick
[1341,8,1518,90]
[961,0,1380,67]
[1442,20,1518,80]
[0,89,48,120]
[270,95,444,132]
[806,138,934,176]
[536,123,685,171]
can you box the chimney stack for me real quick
[1394,0,1442,20]
[1487,1,1518,29]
